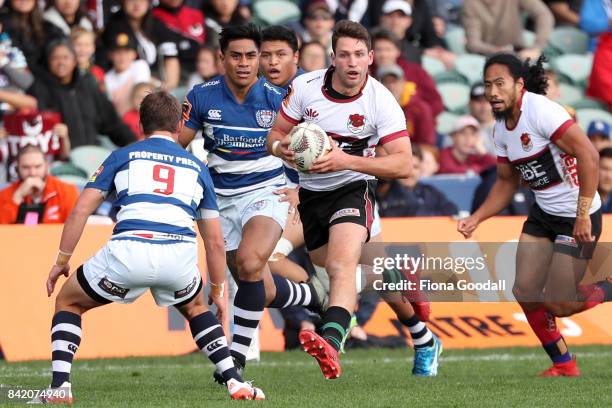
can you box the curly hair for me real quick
[484,53,549,95]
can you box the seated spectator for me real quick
[0,144,78,224]
[71,27,105,87]
[588,120,611,152]
[27,40,136,149]
[468,82,495,154]
[599,147,612,213]
[0,29,37,112]
[103,0,180,91]
[186,46,219,90]
[379,0,422,63]
[378,63,436,145]
[203,0,250,45]
[152,0,206,79]
[299,41,327,72]
[420,144,440,176]
[43,0,94,40]
[105,32,151,116]
[545,0,580,26]
[123,82,156,141]
[585,17,612,110]
[406,0,456,68]
[462,0,554,59]
[0,111,70,183]
[371,28,444,119]
[438,115,496,174]
[0,0,48,70]
[378,145,459,217]
[301,1,335,66]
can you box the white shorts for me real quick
[79,239,202,307]
[217,185,289,251]
[371,202,382,238]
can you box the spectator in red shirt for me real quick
[438,115,496,174]
[71,27,105,88]
[371,28,444,119]
[377,63,436,146]
[122,82,156,140]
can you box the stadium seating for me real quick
[437,83,470,115]
[422,55,446,78]
[69,145,113,178]
[49,162,88,178]
[576,108,612,131]
[170,86,188,104]
[454,54,486,85]
[433,69,468,84]
[444,27,466,55]
[56,174,89,187]
[436,111,460,136]
[547,27,589,55]
[557,83,582,106]
[522,30,536,48]
[551,54,593,87]
[419,174,482,213]
[252,0,301,26]
[572,97,608,110]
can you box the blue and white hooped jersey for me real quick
[183,76,286,197]
[86,135,218,243]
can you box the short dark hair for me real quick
[45,38,76,64]
[332,20,371,53]
[412,144,423,161]
[600,147,612,159]
[262,25,298,52]
[371,28,401,51]
[219,23,262,54]
[139,91,181,135]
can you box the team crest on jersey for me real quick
[347,113,366,134]
[520,133,533,152]
[304,108,319,121]
[90,165,104,182]
[256,110,276,128]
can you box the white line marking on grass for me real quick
[1,351,610,379]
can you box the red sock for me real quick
[522,305,561,345]
[578,284,605,311]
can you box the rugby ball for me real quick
[288,122,331,171]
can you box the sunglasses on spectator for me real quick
[306,12,333,21]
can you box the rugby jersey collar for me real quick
[221,75,260,106]
[149,134,176,143]
[322,66,369,103]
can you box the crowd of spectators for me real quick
[0,0,611,224]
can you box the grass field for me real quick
[1,345,611,407]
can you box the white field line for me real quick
[1,351,611,379]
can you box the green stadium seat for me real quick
[252,0,301,26]
[547,27,589,55]
[454,54,486,85]
[433,70,468,84]
[422,55,446,77]
[170,86,188,103]
[523,30,536,48]
[436,111,460,135]
[444,27,466,55]
[69,145,113,178]
[551,54,593,87]
[576,108,612,131]
[437,83,470,115]
[557,83,582,106]
[97,135,119,151]
[49,162,88,178]
[56,174,89,187]
[572,97,608,110]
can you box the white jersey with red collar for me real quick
[280,68,409,191]
[493,91,601,217]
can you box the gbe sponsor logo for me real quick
[330,208,360,222]
[206,340,223,352]
[174,277,197,299]
[208,109,222,120]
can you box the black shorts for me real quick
[298,179,376,251]
[522,203,602,259]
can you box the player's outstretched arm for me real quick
[267,114,295,162]
[458,163,519,239]
[47,188,105,296]
[553,123,600,242]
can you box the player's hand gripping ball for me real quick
[288,122,331,171]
